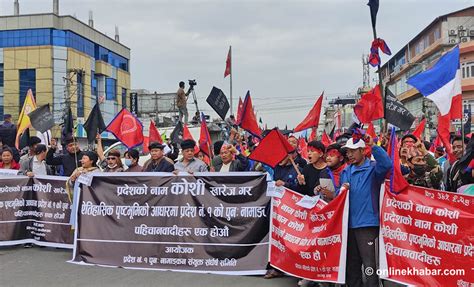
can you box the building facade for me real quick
[0,11,130,139]
[381,6,474,135]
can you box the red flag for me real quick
[366,122,376,138]
[321,131,332,147]
[449,94,463,120]
[149,120,163,144]
[236,97,244,123]
[437,113,456,163]
[224,46,231,78]
[239,91,261,138]
[298,137,308,160]
[388,128,409,193]
[199,113,213,157]
[249,128,295,168]
[412,118,426,139]
[354,85,384,124]
[106,108,144,149]
[294,93,323,132]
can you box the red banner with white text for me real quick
[270,188,349,283]
[380,182,474,286]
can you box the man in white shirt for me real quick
[19,144,52,177]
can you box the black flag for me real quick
[464,106,472,134]
[367,0,379,30]
[28,104,55,133]
[385,88,415,131]
[206,87,230,120]
[83,103,106,143]
[170,121,184,144]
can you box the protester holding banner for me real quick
[69,151,100,184]
[19,144,53,176]
[143,142,175,172]
[339,135,392,287]
[46,136,83,176]
[296,140,330,196]
[174,139,208,173]
[123,149,143,172]
[0,147,20,170]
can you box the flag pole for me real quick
[229,45,233,116]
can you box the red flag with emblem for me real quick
[106,108,144,148]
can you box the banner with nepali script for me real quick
[0,175,73,248]
[379,182,474,286]
[70,172,269,275]
[270,187,349,283]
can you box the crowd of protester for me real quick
[1,110,473,286]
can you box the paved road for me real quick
[0,246,298,287]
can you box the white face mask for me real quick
[107,164,117,169]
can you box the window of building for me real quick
[19,69,36,113]
[77,71,84,117]
[121,88,127,109]
[105,78,116,101]
[91,72,98,103]
[434,28,441,41]
[461,62,474,79]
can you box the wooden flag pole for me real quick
[289,156,302,176]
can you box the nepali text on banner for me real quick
[0,175,73,248]
[70,172,270,275]
[270,187,349,284]
[379,182,474,286]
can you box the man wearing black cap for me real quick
[46,136,83,176]
[143,142,175,172]
[19,144,53,176]
[174,139,207,173]
[0,114,17,148]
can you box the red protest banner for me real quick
[270,187,349,283]
[380,182,474,286]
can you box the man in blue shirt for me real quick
[339,135,392,287]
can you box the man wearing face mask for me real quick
[124,149,143,172]
[404,146,442,190]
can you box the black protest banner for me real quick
[385,88,415,131]
[0,175,73,248]
[28,104,55,133]
[206,87,230,120]
[71,173,269,275]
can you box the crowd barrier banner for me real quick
[70,172,270,275]
[380,182,474,286]
[270,187,349,284]
[0,175,73,248]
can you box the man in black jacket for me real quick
[143,142,175,172]
[46,137,83,176]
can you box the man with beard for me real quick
[339,135,392,287]
[46,137,83,176]
[296,140,330,196]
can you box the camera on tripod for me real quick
[188,79,197,89]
